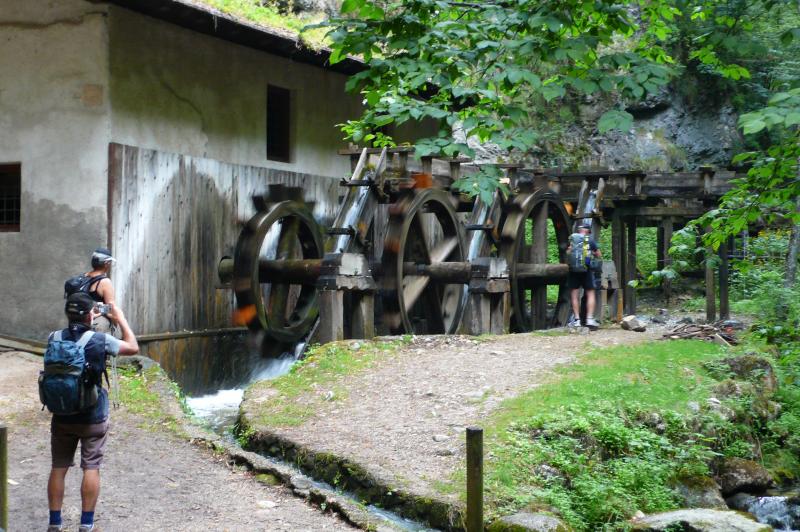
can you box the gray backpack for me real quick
[568,233,590,272]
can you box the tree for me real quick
[320,0,682,201]
[702,89,800,287]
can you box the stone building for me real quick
[0,0,369,339]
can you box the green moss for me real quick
[197,0,329,48]
[118,366,184,435]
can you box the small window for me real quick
[267,85,291,162]
[0,163,20,232]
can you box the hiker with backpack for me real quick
[64,248,118,337]
[566,223,602,329]
[42,292,138,532]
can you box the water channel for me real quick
[172,337,435,531]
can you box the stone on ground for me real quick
[488,512,573,531]
[716,457,774,496]
[621,315,646,332]
[631,508,772,531]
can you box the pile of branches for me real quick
[663,323,739,346]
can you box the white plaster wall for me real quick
[0,0,111,338]
[108,7,362,179]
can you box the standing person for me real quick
[566,224,602,329]
[44,293,138,531]
[64,248,118,335]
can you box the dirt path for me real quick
[243,327,660,502]
[1,351,355,532]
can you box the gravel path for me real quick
[244,327,659,501]
[1,351,355,532]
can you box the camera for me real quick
[94,303,112,316]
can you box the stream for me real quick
[182,341,435,532]
[729,491,800,531]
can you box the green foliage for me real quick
[318,0,682,196]
[482,340,731,529]
[200,0,329,47]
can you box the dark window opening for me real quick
[267,85,291,162]
[0,164,21,232]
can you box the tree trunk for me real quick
[786,195,800,288]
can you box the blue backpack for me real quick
[38,330,99,415]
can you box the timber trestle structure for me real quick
[218,147,740,346]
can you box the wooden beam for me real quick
[531,203,549,329]
[705,229,716,322]
[612,211,625,319]
[719,238,730,320]
[661,217,673,302]
[624,217,637,315]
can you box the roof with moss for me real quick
[106,0,363,75]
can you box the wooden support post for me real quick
[705,231,716,323]
[421,156,433,176]
[531,203,549,329]
[0,425,6,532]
[466,427,484,532]
[719,238,730,321]
[469,293,492,335]
[489,293,510,334]
[318,289,344,344]
[661,217,673,303]
[657,226,665,270]
[624,217,637,315]
[350,292,375,339]
[612,212,625,321]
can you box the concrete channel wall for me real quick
[0,0,112,339]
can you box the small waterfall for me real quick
[729,492,800,531]
[748,496,800,531]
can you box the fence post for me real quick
[1,425,7,531]
[466,426,483,532]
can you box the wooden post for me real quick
[612,211,625,320]
[350,292,375,339]
[318,289,344,344]
[531,203,549,329]
[661,217,673,303]
[719,238,730,320]
[705,231,716,323]
[466,427,484,532]
[1,425,6,532]
[624,217,637,315]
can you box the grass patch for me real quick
[472,340,731,530]
[118,366,185,434]
[198,0,329,48]
[243,339,406,428]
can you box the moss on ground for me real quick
[118,365,189,436]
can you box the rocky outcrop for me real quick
[673,476,728,509]
[488,512,573,532]
[631,508,773,531]
[713,355,778,396]
[716,458,775,496]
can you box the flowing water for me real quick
[179,337,435,531]
[729,490,800,530]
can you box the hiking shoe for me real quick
[567,318,581,328]
[78,525,95,532]
[46,526,63,532]
[586,318,599,329]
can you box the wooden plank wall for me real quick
[109,143,341,335]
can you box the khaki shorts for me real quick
[51,420,109,470]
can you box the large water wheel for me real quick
[500,190,571,331]
[381,188,468,335]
